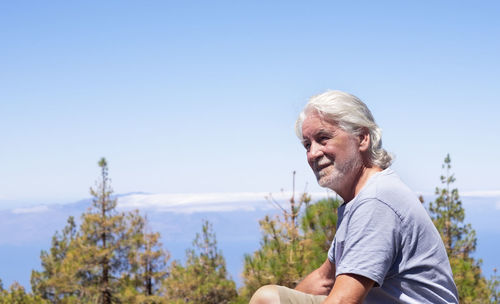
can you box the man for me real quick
[249,91,458,304]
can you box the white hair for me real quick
[295,90,393,169]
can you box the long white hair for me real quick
[295,90,393,169]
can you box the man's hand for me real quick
[322,273,374,304]
[294,259,335,296]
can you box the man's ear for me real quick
[358,129,370,152]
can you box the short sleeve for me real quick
[327,237,336,263]
[335,199,402,286]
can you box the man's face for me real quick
[301,112,363,197]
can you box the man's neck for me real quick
[355,166,383,195]
[342,166,383,202]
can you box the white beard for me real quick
[315,151,363,196]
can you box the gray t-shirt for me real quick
[327,168,458,304]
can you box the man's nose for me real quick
[308,142,323,161]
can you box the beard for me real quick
[314,152,363,196]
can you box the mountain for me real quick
[0,191,498,290]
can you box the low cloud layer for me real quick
[12,205,49,214]
[117,191,335,213]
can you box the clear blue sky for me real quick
[1,1,499,204]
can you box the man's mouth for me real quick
[315,159,333,173]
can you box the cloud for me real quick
[11,205,49,214]
[117,191,335,213]
[461,190,500,197]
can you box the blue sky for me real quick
[1,1,500,205]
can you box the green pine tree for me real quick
[300,198,340,269]
[428,154,492,303]
[240,173,340,300]
[137,227,169,297]
[72,157,127,303]
[488,269,499,304]
[32,158,170,304]
[120,213,170,303]
[0,282,49,304]
[163,220,237,304]
[31,216,79,303]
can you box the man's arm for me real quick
[321,273,374,304]
[294,259,335,296]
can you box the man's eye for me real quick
[319,136,330,143]
[303,143,311,151]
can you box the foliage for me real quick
[19,155,499,303]
[0,282,49,304]
[163,220,237,304]
[128,215,170,295]
[30,216,79,302]
[31,158,169,304]
[428,154,493,303]
[301,198,339,268]
[119,214,170,304]
[75,157,126,303]
[488,269,499,304]
[240,172,340,300]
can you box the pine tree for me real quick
[163,220,237,304]
[240,178,308,298]
[32,158,170,303]
[240,198,340,299]
[300,198,340,269]
[0,282,49,304]
[428,154,491,303]
[240,172,340,300]
[71,157,127,303]
[488,269,499,304]
[137,227,169,297]
[121,213,170,303]
[31,216,79,303]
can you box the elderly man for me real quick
[250,91,458,304]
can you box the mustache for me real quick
[314,157,332,170]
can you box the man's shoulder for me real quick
[354,168,424,220]
[357,168,413,200]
